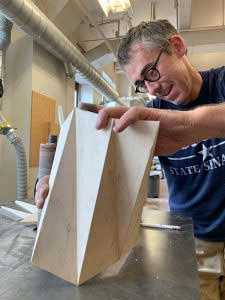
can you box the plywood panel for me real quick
[30,91,57,167]
[49,123,60,136]
[32,112,77,283]
[31,108,159,286]
[76,112,119,284]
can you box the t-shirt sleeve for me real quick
[216,66,225,101]
[145,101,154,108]
[145,98,161,108]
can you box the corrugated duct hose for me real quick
[7,129,28,200]
[0,114,28,200]
[0,13,28,201]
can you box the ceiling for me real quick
[32,0,225,65]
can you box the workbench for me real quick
[0,210,199,300]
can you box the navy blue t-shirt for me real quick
[146,66,225,241]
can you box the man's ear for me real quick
[169,35,187,57]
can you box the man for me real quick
[36,20,225,299]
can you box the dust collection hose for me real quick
[0,15,26,200]
[0,113,27,200]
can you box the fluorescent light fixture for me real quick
[98,0,111,16]
[98,0,131,16]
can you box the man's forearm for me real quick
[192,103,225,141]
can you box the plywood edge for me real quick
[31,111,76,276]
[31,110,75,259]
[117,120,159,255]
[31,110,77,284]
[77,128,120,285]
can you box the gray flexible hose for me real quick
[6,131,27,200]
[13,137,27,200]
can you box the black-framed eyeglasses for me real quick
[134,48,164,94]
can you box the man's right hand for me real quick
[81,103,199,156]
[35,175,50,209]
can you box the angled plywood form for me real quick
[32,111,77,283]
[31,108,159,285]
[75,110,117,284]
[114,123,158,256]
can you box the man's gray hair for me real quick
[118,19,178,66]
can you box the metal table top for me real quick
[0,210,199,300]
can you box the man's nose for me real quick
[145,80,161,95]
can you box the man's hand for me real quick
[35,175,50,209]
[99,106,199,155]
[80,102,199,156]
[79,102,129,129]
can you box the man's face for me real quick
[124,43,195,105]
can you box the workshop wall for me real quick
[0,27,33,203]
[29,42,75,199]
[0,27,75,203]
[100,63,119,89]
[32,43,75,118]
[5,26,223,204]
[79,62,121,105]
[189,52,225,71]
[117,73,132,97]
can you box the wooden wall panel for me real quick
[30,91,59,167]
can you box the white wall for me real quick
[32,43,74,117]
[189,52,225,71]
[118,73,132,97]
[100,63,118,89]
[79,84,94,103]
[0,28,33,203]
[29,43,75,198]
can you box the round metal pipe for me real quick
[0,0,121,103]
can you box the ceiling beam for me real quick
[46,0,70,20]
[71,0,117,60]
[84,40,121,67]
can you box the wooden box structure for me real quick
[31,108,159,285]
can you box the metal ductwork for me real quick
[0,12,12,50]
[0,0,122,104]
[64,62,75,80]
